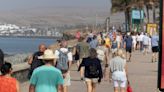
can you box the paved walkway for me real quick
[20,51,158,92]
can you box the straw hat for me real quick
[38,49,55,60]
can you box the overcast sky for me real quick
[0,0,111,11]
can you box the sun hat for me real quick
[38,49,55,60]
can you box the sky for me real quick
[0,0,111,11]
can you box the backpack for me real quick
[88,60,100,78]
[56,50,69,73]
[96,47,105,61]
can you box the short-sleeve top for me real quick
[109,56,126,73]
[0,76,17,92]
[30,66,64,92]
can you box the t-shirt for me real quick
[116,35,121,42]
[0,76,17,92]
[55,48,73,61]
[31,51,44,70]
[30,66,64,92]
[143,35,150,45]
[29,51,45,79]
[105,38,111,47]
[111,41,118,49]
[138,34,144,42]
[76,32,81,40]
[76,42,90,58]
[79,57,103,78]
[96,46,107,62]
[124,36,133,47]
[109,56,126,73]
[132,36,137,43]
[151,35,159,47]
[109,56,127,81]
[89,39,98,49]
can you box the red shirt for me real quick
[76,32,81,40]
[0,76,17,92]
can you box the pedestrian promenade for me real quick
[20,51,158,92]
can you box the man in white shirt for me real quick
[54,40,73,92]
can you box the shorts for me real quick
[63,72,71,86]
[126,47,132,53]
[111,48,117,53]
[143,45,149,49]
[85,78,98,83]
[113,80,127,88]
[152,46,159,53]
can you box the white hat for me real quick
[38,49,55,60]
[127,32,131,36]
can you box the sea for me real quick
[0,37,56,55]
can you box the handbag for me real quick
[127,80,133,92]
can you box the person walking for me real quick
[109,49,128,92]
[151,32,159,62]
[28,44,46,79]
[111,37,118,57]
[143,33,150,55]
[124,32,133,62]
[138,32,144,51]
[96,40,109,80]
[89,35,98,49]
[0,62,20,92]
[132,33,137,51]
[73,37,90,69]
[79,48,103,92]
[29,49,64,92]
[116,32,122,49]
[55,40,73,92]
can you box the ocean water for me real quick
[0,37,56,54]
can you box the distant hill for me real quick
[0,7,112,26]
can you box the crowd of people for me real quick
[0,27,159,92]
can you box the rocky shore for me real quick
[4,53,31,65]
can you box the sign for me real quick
[158,0,164,91]
[132,10,144,19]
[146,23,157,36]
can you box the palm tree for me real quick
[111,0,159,32]
[144,0,159,23]
[111,0,133,31]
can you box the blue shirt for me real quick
[30,65,64,92]
[124,36,133,47]
[89,39,98,49]
[151,35,159,47]
[111,41,117,49]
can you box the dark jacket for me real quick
[79,57,103,79]
[0,49,4,69]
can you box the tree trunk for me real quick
[140,7,144,32]
[125,10,128,32]
[125,9,131,32]
[152,4,156,23]
[146,5,150,23]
